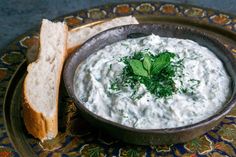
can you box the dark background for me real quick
[1,0,236,50]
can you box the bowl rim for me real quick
[63,23,236,133]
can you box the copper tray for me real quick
[1,2,236,156]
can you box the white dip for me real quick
[74,34,231,129]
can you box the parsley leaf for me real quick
[152,52,172,75]
[129,59,148,77]
[143,54,152,74]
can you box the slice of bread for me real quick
[23,19,68,141]
[67,16,138,53]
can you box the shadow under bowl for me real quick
[63,23,236,145]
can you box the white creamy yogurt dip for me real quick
[74,34,231,129]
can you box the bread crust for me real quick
[22,84,57,140]
[22,22,68,141]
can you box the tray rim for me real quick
[1,1,236,156]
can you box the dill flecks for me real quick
[181,79,200,96]
[111,51,182,98]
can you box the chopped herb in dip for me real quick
[74,34,231,129]
[111,51,180,98]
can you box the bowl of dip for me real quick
[63,24,236,145]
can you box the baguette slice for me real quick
[67,16,138,53]
[23,19,68,141]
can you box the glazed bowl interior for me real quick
[63,24,236,145]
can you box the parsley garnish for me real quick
[111,51,181,98]
[110,50,202,101]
